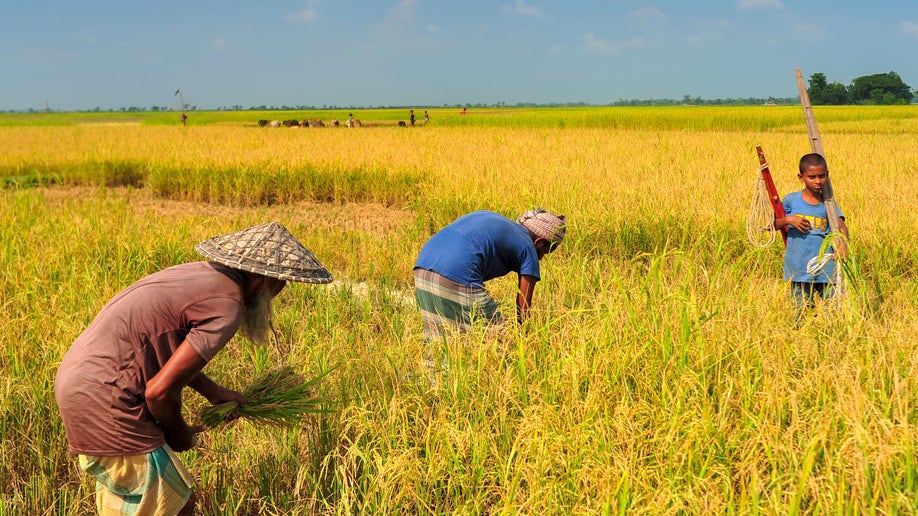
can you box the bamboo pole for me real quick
[794,68,848,258]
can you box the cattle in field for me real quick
[398,120,407,127]
[346,118,362,128]
[282,119,300,127]
[306,118,325,127]
[331,119,340,127]
[258,119,269,127]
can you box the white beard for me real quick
[240,287,274,346]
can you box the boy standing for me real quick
[774,153,849,317]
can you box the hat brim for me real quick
[195,222,333,284]
[196,241,333,284]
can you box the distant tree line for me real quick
[4,99,790,113]
[807,71,914,105]
[4,75,916,113]
[610,96,797,107]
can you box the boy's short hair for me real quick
[799,153,828,173]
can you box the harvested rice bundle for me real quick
[200,365,333,428]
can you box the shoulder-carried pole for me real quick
[794,68,847,257]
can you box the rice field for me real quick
[1,106,917,514]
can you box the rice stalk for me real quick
[200,365,335,428]
[818,231,861,286]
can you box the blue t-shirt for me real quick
[782,190,844,283]
[414,211,540,287]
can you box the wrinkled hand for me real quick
[207,385,247,422]
[209,386,247,407]
[166,424,206,452]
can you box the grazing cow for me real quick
[398,121,407,127]
[282,119,300,127]
[307,118,325,127]
[268,120,281,128]
[331,119,340,127]
[346,118,362,128]
[258,120,269,127]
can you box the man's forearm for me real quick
[516,293,530,323]
[517,274,538,324]
[146,388,188,434]
[188,372,221,402]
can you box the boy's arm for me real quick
[835,217,850,261]
[838,217,849,238]
[774,215,811,233]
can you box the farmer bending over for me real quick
[54,222,332,516]
[413,208,566,342]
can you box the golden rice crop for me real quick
[2,106,917,514]
[199,366,333,428]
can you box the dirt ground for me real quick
[35,185,416,235]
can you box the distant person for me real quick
[54,222,333,516]
[410,109,416,126]
[773,153,849,322]
[424,110,430,123]
[413,208,566,342]
[460,107,467,115]
[180,113,188,126]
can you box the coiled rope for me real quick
[805,252,834,276]
[806,250,846,298]
[746,171,777,248]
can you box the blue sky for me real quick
[2,0,917,111]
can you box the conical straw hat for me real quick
[195,222,333,284]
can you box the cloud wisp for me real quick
[502,0,544,17]
[286,0,320,23]
[736,0,784,9]
[900,20,918,38]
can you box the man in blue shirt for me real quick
[413,208,566,341]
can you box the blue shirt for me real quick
[782,190,844,283]
[414,211,540,287]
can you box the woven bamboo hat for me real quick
[196,222,333,284]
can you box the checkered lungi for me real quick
[78,444,194,515]
[413,268,503,341]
